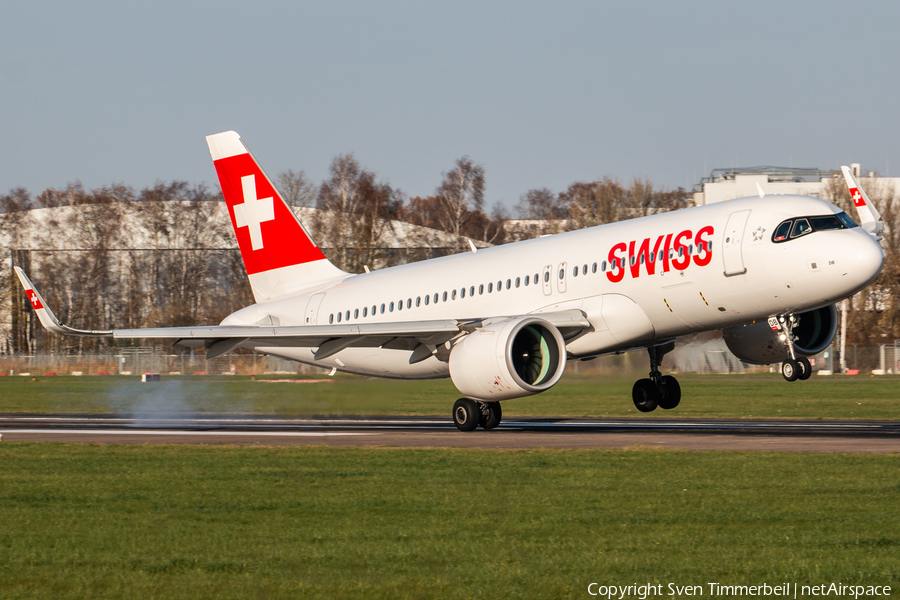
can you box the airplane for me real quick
[15,132,885,431]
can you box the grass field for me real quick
[1,373,899,420]
[0,444,897,599]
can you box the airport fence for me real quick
[0,348,322,377]
[0,343,892,377]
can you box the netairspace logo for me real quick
[586,582,892,599]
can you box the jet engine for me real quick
[449,316,567,401]
[723,304,838,364]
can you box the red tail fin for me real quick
[206,131,345,301]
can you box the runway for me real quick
[1,414,899,452]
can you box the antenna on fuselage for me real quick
[756,183,765,199]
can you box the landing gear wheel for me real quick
[657,375,681,410]
[480,402,502,430]
[452,398,480,431]
[782,359,800,382]
[632,379,660,412]
[797,357,812,380]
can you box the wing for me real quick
[15,268,590,361]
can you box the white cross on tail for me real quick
[233,175,274,250]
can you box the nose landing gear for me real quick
[777,314,812,382]
[632,342,681,412]
[782,356,812,381]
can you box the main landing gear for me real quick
[777,314,812,382]
[453,398,502,432]
[632,342,681,413]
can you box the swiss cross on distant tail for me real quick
[850,188,866,207]
[27,290,43,309]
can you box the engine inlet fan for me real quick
[512,325,551,384]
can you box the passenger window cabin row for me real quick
[326,242,713,324]
[329,271,541,323]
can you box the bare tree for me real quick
[400,196,453,261]
[48,184,129,353]
[515,188,565,221]
[1,188,34,354]
[404,193,505,249]
[560,177,624,230]
[652,186,693,213]
[315,154,402,272]
[622,177,655,218]
[277,169,318,209]
[620,177,692,218]
[35,182,92,208]
[435,157,485,251]
[133,182,231,327]
[466,204,507,246]
[559,177,691,232]
[508,188,567,240]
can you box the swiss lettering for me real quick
[605,226,715,283]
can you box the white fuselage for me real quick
[223,195,883,378]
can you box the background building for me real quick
[693,164,900,206]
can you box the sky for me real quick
[2,1,899,209]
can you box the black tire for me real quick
[782,359,800,382]
[798,357,812,380]
[632,379,659,412]
[480,402,502,430]
[453,398,480,431]
[657,375,681,410]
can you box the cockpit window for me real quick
[791,218,812,238]
[773,221,791,242]
[772,213,854,243]
[808,215,843,231]
[836,211,859,229]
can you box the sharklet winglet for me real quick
[14,267,112,337]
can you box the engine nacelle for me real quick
[449,316,567,401]
[723,304,838,365]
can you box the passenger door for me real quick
[723,210,751,276]
[304,293,325,325]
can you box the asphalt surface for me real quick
[1,414,899,452]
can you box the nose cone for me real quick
[845,230,884,292]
